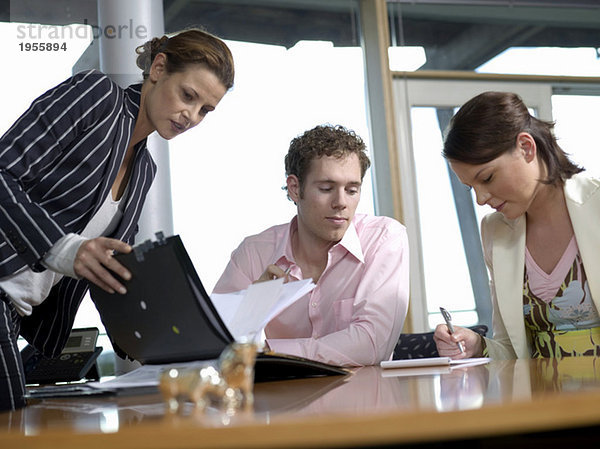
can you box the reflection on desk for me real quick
[531,356,600,393]
[1,358,600,449]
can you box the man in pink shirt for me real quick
[213,125,409,366]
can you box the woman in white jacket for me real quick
[434,91,600,360]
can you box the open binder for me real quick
[90,233,349,382]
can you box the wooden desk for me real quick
[1,358,600,449]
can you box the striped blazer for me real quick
[0,70,156,357]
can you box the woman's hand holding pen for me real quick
[74,237,132,294]
[254,264,292,284]
[433,325,483,359]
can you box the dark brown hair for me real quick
[136,28,234,89]
[284,124,370,198]
[443,91,583,185]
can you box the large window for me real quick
[0,22,91,135]
[389,0,600,332]
[397,78,600,333]
[169,38,374,292]
[165,1,374,292]
[3,1,600,362]
[2,2,375,373]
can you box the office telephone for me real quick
[21,327,102,385]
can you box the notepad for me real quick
[380,357,490,369]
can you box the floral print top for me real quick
[523,236,600,358]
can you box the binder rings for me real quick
[90,233,349,381]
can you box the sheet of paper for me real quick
[266,279,315,325]
[210,278,315,342]
[209,289,244,327]
[381,366,453,378]
[88,365,165,389]
[228,278,284,340]
[380,357,490,370]
[449,358,490,368]
[86,360,211,390]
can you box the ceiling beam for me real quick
[422,23,544,70]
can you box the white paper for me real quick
[86,360,210,390]
[210,278,315,342]
[87,365,165,389]
[381,366,453,378]
[228,278,284,340]
[270,279,316,322]
[380,357,490,369]
[448,358,491,368]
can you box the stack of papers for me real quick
[381,357,490,369]
[380,357,490,378]
[211,278,315,342]
[380,357,491,369]
[26,362,206,399]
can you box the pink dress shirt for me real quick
[213,214,410,366]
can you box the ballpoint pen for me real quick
[266,266,290,281]
[440,307,465,354]
[281,266,291,281]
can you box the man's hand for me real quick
[254,264,290,284]
[73,237,132,294]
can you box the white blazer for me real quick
[481,173,600,359]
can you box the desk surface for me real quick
[2,358,600,449]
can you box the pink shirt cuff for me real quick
[266,338,307,358]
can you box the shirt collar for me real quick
[124,83,143,120]
[273,217,297,267]
[336,218,364,263]
[273,216,365,266]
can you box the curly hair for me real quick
[135,27,234,89]
[284,124,370,198]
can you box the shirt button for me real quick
[311,302,317,307]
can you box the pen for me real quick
[272,266,291,282]
[440,307,465,354]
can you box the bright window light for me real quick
[478,47,600,76]
[0,22,92,134]
[388,46,426,72]
[169,39,373,292]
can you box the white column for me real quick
[97,0,174,244]
[359,0,403,222]
[97,0,170,374]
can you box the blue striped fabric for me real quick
[0,70,156,357]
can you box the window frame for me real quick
[391,72,600,332]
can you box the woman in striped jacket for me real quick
[0,28,234,410]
